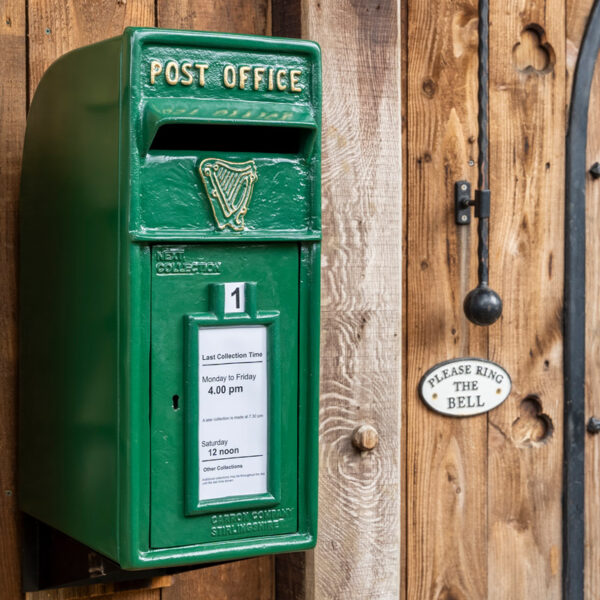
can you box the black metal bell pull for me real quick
[456,183,503,325]
[454,0,502,326]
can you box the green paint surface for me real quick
[19,27,320,569]
[151,244,298,548]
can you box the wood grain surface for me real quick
[570,0,600,597]
[27,578,171,600]
[487,2,565,597]
[0,1,26,599]
[585,54,600,595]
[161,559,274,600]
[27,0,155,97]
[303,1,403,598]
[30,592,159,600]
[405,0,488,597]
[157,0,271,35]
[405,0,569,598]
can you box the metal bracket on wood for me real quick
[454,178,501,326]
[454,181,472,225]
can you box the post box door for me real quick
[150,243,299,548]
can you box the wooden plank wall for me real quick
[487,1,564,597]
[405,0,597,599]
[301,1,403,598]
[405,0,488,596]
[0,0,403,599]
[1,2,26,600]
[576,0,600,598]
[4,0,600,598]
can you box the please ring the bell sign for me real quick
[418,358,511,417]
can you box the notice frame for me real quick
[183,282,281,516]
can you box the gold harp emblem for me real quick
[199,158,258,231]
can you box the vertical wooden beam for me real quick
[405,0,488,597]
[400,0,408,594]
[27,0,155,98]
[277,1,403,598]
[487,1,565,598]
[569,0,600,597]
[157,1,271,35]
[585,55,600,595]
[27,580,170,600]
[0,1,26,597]
[161,560,274,600]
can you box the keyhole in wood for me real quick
[512,25,555,74]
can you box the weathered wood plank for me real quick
[26,578,172,600]
[572,0,600,596]
[0,0,27,598]
[487,1,565,598]
[302,1,402,598]
[39,592,158,600]
[272,0,301,39]
[162,558,274,600]
[405,0,488,597]
[585,77,600,596]
[400,0,408,593]
[275,552,309,600]
[28,0,155,98]
[157,0,270,35]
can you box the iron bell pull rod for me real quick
[455,0,502,326]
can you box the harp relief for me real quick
[199,158,258,231]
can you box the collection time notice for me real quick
[198,325,268,501]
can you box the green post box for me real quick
[19,28,320,569]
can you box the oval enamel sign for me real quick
[418,358,511,417]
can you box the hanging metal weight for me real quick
[455,182,502,326]
[454,0,502,327]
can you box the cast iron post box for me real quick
[19,28,321,569]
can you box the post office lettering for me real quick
[148,60,303,93]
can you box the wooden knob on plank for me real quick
[352,424,379,451]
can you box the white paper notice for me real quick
[198,325,268,501]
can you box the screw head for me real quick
[352,424,379,451]
[590,162,600,179]
[460,214,468,222]
[587,417,600,434]
[460,184,468,191]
